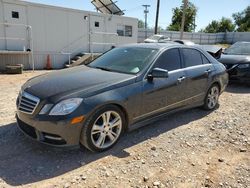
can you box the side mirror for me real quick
[148,68,169,80]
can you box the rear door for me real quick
[181,48,214,104]
[138,48,187,120]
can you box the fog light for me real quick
[71,115,85,124]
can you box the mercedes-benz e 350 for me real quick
[16,43,228,152]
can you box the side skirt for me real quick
[128,102,203,132]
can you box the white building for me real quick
[0,0,138,69]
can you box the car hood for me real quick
[22,66,136,102]
[218,54,250,64]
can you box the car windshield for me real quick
[88,47,159,74]
[224,42,250,55]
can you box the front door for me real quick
[138,48,188,120]
[3,3,28,51]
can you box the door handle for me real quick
[177,76,186,83]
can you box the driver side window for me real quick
[154,48,181,71]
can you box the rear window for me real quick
[183,49,203,67]
[201,54,210,64]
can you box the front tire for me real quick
[80,105,125,152]
[203,84,220,110]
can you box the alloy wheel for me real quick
[207,86,219,109]
[90,111,122,149]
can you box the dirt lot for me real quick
[0,71,249,188]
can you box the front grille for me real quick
[18,91,40,114]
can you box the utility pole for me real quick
[142,5,150,39]
[180,0,188,39]
[154,0,160,34]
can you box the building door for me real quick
[89,15,106,53]
[3,3,28,51]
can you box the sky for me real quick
[24,0,249,31]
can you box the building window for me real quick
[95,21,99,27]
[117,25,132,37]
[117,25,124,36]
[125,26,132,37]
[12,11,19,19]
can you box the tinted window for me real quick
[201,54,210,64]
[154,49,181,71]
[183,49,203,67]
[89,47,159,74]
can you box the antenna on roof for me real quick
[91,0,125,15]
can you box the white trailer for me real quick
[0,0,138,69]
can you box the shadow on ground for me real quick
[0,107,211,186]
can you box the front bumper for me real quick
[16,111,83,146]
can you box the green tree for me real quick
[202,17,235,33]
[138,20,145,28]
[233,6,250,32]
[202,21,220,33]
[219,17,235,32]
[167,1,197,32]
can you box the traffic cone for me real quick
[45,54,52,70]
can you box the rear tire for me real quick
[80,105,125,152]
[203,84,220,110]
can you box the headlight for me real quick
[39,104,53,115]
[49,98,83,116]
[238,64,250,69]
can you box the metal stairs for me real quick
[65,52,101,68]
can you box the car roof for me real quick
[115,42,217,63]
[118,42,183,50]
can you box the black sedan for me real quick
[219,42,250,84]
[16,43,228,152]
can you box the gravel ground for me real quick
[0,71,249,188]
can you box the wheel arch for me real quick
[107,103,129,131]
[211,81,221,92]
[84,101,130,131]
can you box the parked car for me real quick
[218,42,250,84]
[174,40,195,46]
[16,43,228,152]
[144,34,171,43]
